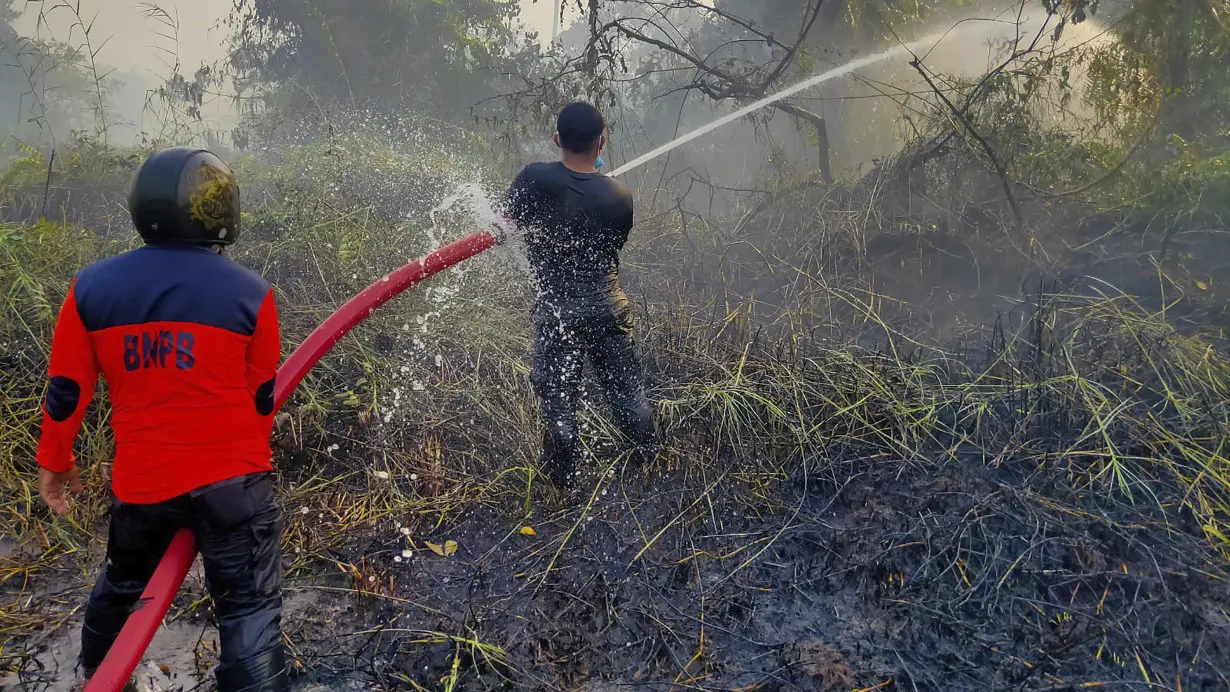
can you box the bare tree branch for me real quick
[601,3,833,182]
[910,58,1023,227]
[758,1,824,92]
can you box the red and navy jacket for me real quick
[36,244,281,504]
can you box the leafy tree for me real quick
[227,0,533,118]
[1084,0,1229,144]
[1213,0,1229,33]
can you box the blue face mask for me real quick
[594,156,605,170]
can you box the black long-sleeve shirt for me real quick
[505,162,635,302]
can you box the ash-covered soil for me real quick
[286,455,1229,690]
[5,454,1228,691]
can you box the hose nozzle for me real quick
[491,217,519,245]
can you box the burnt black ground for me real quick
[276,454,1230,691]
[5,172,1230,691]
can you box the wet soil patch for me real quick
[2,556,221,691]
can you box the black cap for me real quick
[128,147,241,246]
[556,102,605,154]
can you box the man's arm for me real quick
[247,288,281,417]
[497,166,542,244]
[612,187,635,249]
[504,167,533,225]
[36,280,99,472]
[36,280,99,513]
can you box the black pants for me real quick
[80,473,287,691]
[531,294,656,485]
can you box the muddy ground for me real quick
[5,451,1228,691]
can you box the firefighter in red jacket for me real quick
[36,147,288,691]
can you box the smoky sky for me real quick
[6,0,577,141]
[11,0,568,77]
[14,0,571,75]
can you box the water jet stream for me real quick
[608,30,951,178]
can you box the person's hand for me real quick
[39,466,82,515]
[491,217,521,245]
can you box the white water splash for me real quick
[427,181,498,249]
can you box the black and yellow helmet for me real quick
[128,147,241,246]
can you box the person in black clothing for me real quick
[504,102,656,488]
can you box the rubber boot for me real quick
[79,619,125,678]
[76,663,138,692]
[538,405,580,489]
[214,644,289,692]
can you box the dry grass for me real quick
[1,138,1228,687]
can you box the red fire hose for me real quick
[84,229,499,691]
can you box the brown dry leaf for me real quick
[425,541,445,556]
[1197,279,1210,291]
[519,526,537,536]
[444,540,458,556]
[792,640,853,691]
